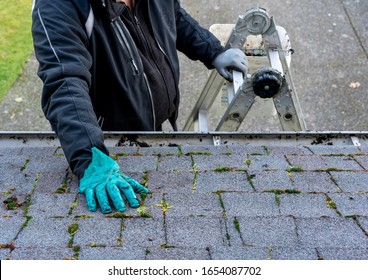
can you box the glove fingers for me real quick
[218,68,230,81]
[231,62,248,76]
[96,184,112,214]
[116,181,140,208]
[120,175,149,194]
[84,188,97,212]
[106,182,126,212]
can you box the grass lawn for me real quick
[0,0,34,101]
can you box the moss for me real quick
[106,212,131,219]
[192,170,198,192]
[325,197,337,209]
[20,157,30,172]
[177,145,183,156]
[117,238,123,246]
[3,196,21,210]
[268,247,273,260]
[262,146,270,155]
[275,194,281,206]
[226,232,231,241]
[72,246,80,260]
[68,196,78,215]
[67,222,79,247]
[264,189,301,195]
[74,215,94,219]
[326,197,342,216]
[136,205,152,218]
[154,198,172,215]
[214,166,232,172]
[160,244,175,248]
[287,166,304,172]
[1,188,15,195]
[186,151,212,156]
[245,159,252,166]
[233,218,241,233]
[89,243,106,248]
[214,191,226,217]
[54,182,68,194]
[139,172,149,189]
[246,174,256,190]
[67,222,79,235]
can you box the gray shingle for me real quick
[222,193,280,217]
[147,171,194,193]
[0,249,10,260]
[295,217,368,248]
[250,171,294,191]
[192,154,247,171]
[196,171,253,193]
[166,216,226,247]
[353,155,368,170]
[73,218,121,247]
[157,155,193,171]
[28,193,77,217]
[330,171,368,193]
[15,217,72,247]
[118,156,158,172]
[165,192,223,218]
[279,194,339,218]
[308,146,362,155]
[318,247,368,260]
[270,246,318,260]
[0,217,24,244]
[321,156,363,171]
[290,172,339,193]
[122,218,166,247]
[146,247,210,260]
[210,246,270,260]
[286,155,328,170]
[235,217,298,247]
[11,247,74,260]
[328,193,368,217]
[247,155,290,171]
[78,246,147,260]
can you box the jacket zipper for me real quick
[111,16,156,130]
[143,4,180,118]
[132,12,172,117]
[111,18,139,75]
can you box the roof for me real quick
[1,132,368,260]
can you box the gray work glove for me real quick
[212,48,248,82]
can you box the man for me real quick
[32,0,248,213]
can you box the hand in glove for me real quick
[79,147,148,214]
[212,48,248,82]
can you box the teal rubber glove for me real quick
[212,48,248,81]
[79,147,149,214]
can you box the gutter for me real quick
[0,131,367,147]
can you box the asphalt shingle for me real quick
[14,217,72,248]
[278,194,339,218]
[295,217,368,248]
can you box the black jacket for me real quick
[32,0,225,179]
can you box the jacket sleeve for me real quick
[32,0,108,179]
[174,0,226,69]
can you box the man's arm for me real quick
[32,0,107,179]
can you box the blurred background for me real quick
[0,0,367,132]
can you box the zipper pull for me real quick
[101,0,106,7]
[134,15,140,26]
